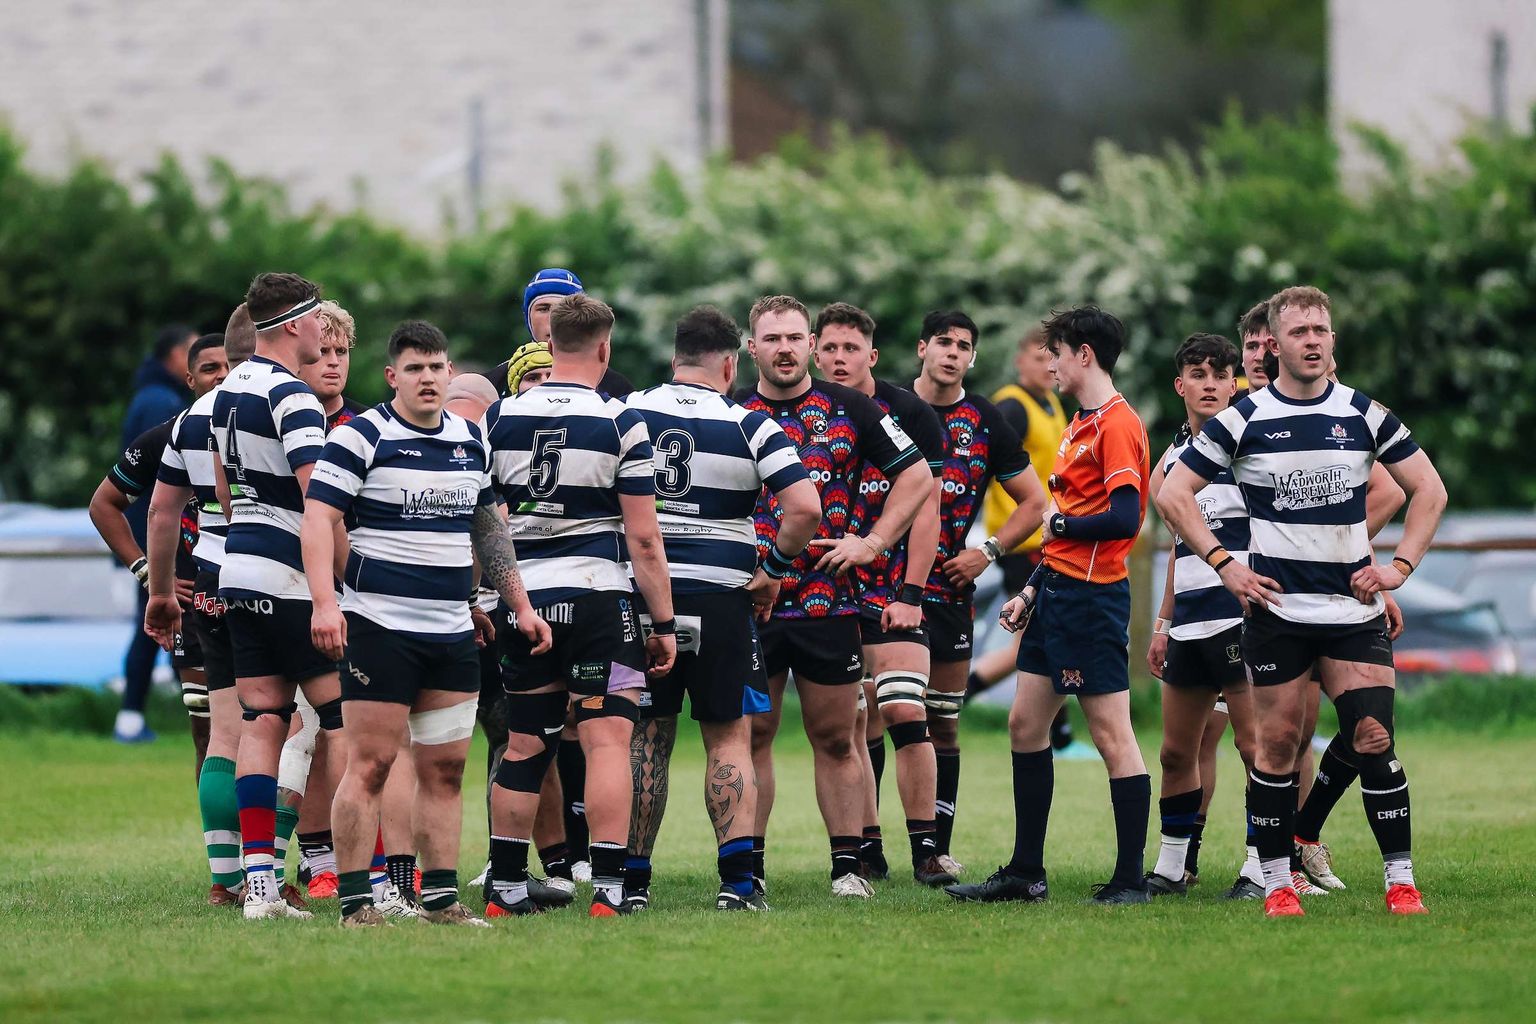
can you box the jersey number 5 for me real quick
[528,429,567,498]
[654,428,695,498]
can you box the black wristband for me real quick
[649,617,677,636]
[898,583,924,606]
[1050,513,1068,539]
[1212,555,1234,573]
[762,544,796,580]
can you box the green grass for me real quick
[3,716,1535,1023]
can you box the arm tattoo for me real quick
[628,717,677,858]
[706,758,746,844]
[471,505,530,610]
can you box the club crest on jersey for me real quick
[807,413,830,443]
[953,427,973,455]
[450,443,472,465]
[1060,668,1084,688]
[1328,422,1351,446]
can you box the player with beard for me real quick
[739,294,931,899]
[1159,285,1445,917]
[811,302,950,886]
[909,311,1047,879]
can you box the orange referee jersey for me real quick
[1042,393,1149,584]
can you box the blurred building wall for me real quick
[0,0,728,233]
[1331,0,1536,175]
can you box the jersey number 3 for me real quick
[654,428,695,498]
[528,429,567,498]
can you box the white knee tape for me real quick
[924,685,964,720]
[410,699,480,746]
[876,671,929,709]
[277,698,319,795]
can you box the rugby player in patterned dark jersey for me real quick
[909,311,1047,877]
[739,294,931,899]
[812,301,952,886]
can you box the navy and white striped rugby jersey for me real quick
[210,356,327,601]
[626,381,810,594]
[159,389,228,573]
[1181,382,1418,626]
[1162,437,1245,640]
[484,381,655,606]
[307,404,494,642]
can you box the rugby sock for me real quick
[624,854,652,893]
[1109,774,1152,889]
[1005,747,1053,877]
[235,773,278,899]
[1360,758,1413,888]
[860,826,884,867]
[298,829,336,878]
[868,736,886,799]
[539,842,573,881]
[751,836,766,885]
[490,835,531,905]
[273,804,299,884]
[1241,792,1262,885]
[1384,857,1415,890]
[589,841,626,902]
[934,749,961,855]
[829,836,862,880]
[906,818,938,866]
[1287,772,1304,871]
[338,869,372,918]
[1153,787,1202,882]
[1295,734,1359,843]
[718,838,755,898]
[1249,768,1296,896]
[1184,812,1207,877]
[556,742,589,860]
[370,831,388,900]
[387,854,418,900]
[420,869,458,912]
[198,756,242,888]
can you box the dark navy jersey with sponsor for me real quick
[848,380,946,612]
[738,377,923,619]
[111,417,198,581]
[924,390,1030,602]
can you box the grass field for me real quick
[3,710,1535,1023]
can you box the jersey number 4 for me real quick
[528,429,567,499]
[653,428,695,498]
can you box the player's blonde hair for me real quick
[748,295,810,335]
[1266,286,1330,335]
[315,300,356,349]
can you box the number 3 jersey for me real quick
[739,377,924,619]
[626,381,809,594]
[483,381,656,606]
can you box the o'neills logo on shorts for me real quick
[399,485,476,518]
[1269,465,1352,512]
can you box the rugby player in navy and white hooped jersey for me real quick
[623,305,820,911]
[1143,334,1260,899]
[482,293,677,919]
[302,321,549,928]
[812,300,951,888]
[1159,285,1447,919]
[738,294,931,900]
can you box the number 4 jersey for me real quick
[483,381,656,606]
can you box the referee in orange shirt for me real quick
[946,306,1152,905]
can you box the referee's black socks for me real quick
[1005,747,1053,877]
[1108,774,1151,889]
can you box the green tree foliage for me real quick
[1,111,1533,507]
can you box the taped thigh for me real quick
[924,685,964,720]
[410,698,480,746]
[876,670,929,711]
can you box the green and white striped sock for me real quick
[273,804,300,885]
[198,756,243,889]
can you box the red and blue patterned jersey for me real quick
[739,378,923,619]
[924,390,1030,603]
[849,380,946,612]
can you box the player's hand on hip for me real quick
[1216,562,1282,612]
[310,603,347,662]
[1350,563,1405,603]
[646,633,677,678]
[943,548,988,587]
[1382,592,1404,640]
[143,594,182,653]
[881,599,922,633]
[516,609,552,655]
[470,605,497,648]
[1147,632,1168,680]
[809,535,877,575]
[746,568,781,622]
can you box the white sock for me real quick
[1241,845,1263,885]
[1260,856,1291,897]
[372,877,390,901]
[114,709,145,734]
[1153,835,1190,881]
[1384,857,1415,889]
[245,865,278,902]
[492,879,529,904]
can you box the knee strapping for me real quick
[573,693,639,725]
[314,697,344,732]
[495,743,557,793]
[924,686,964,720]
[876,671,928,710]
[1335,687,1401,781]
[240,700,297,724]
[887,719,929,750]
[276,700,317,794]
[410,699,479,746]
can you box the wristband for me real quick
[898,583,924,606]
[1203,546,1230,569]
[762,544,796,580]
[1391,556,1414,578]
[1212,555,1234,574]
[981,536,1003,563]
[649,617,676,637]
[1049,513,1067,538]
[130,556,150,589]
[1154,617,1171,636]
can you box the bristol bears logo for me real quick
[807,412,830,443]
[952,426,973,456]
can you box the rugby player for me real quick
[1143,334,1257,897]
[911,311,1047,879]
[482,293,676,918]
[180,272,346,920]
[810,302,948,886]
[1158,285,1446,917]
[623,304,818,910]
[739,294,931,899]
[304,320,543,926]
[947,305,1152,906]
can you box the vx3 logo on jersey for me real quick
[1264,430,1292,440]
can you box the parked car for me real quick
[1390,577,1518,684]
